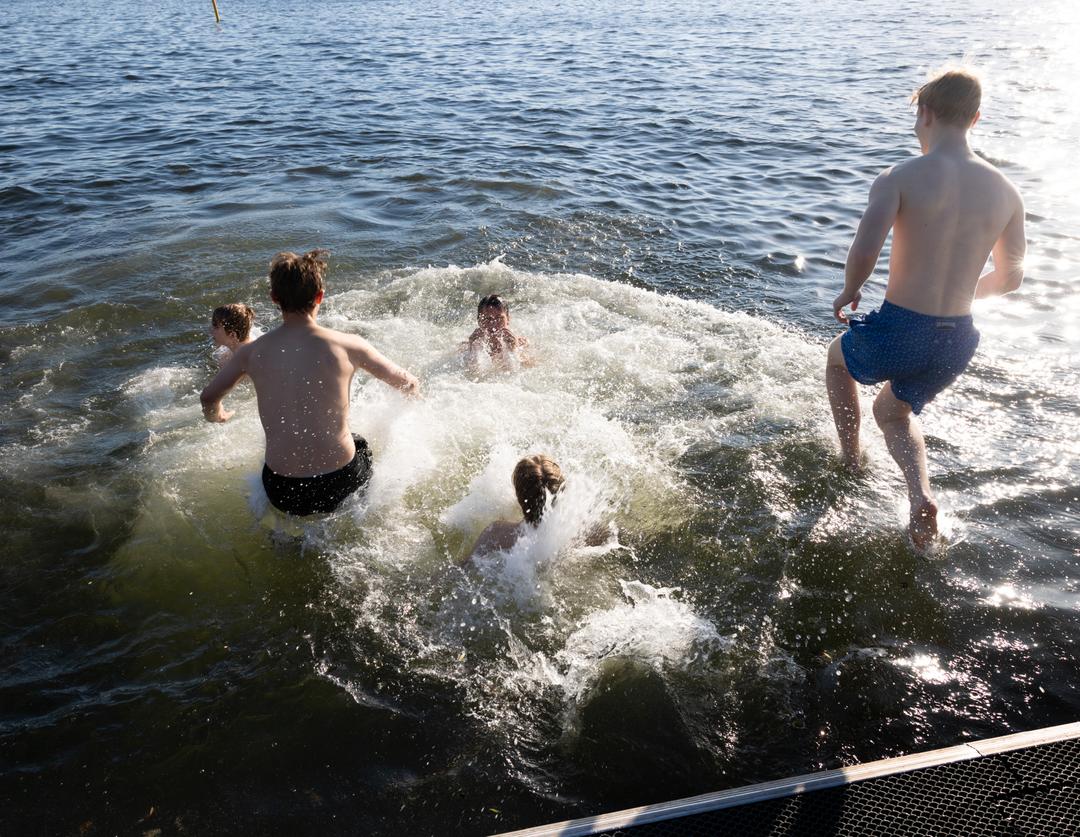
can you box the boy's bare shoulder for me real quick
[886,153,993,193]
[887,155,930,181]
[864,162,904,195]
[993,166,1023,202]
[230,339,258,364]
[316,324,371,350]
[964,155,1024,210]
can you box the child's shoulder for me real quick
[472,519,522,557]
[212,345,233,367]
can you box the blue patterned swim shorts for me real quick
[840,300,980,415]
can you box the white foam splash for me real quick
[111,260,840,712]
[555,579,731,699]
[123,365,198,420]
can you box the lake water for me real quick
[1,0,1078,834]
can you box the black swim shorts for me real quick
[261,435,373,516]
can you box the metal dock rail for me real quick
[496,722,1080,836]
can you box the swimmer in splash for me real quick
[210,302,260,366]
[465,294,532,371]
[469,454,565,559]
[468,455,610,560]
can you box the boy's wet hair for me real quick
[478,294,508,314]
[912,69,982,127]
[212,303,256,341]
[269,249,328,313]
[512,454,565,526]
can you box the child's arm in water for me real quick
[200,344,249,422]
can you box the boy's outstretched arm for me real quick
[834,168,901,322]
[200,347,248,422]
[344,334,421,396]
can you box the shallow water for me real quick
[1,0,1078,834]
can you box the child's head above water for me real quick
[477,294,510,331]
[512,454,564,525]
[211,303,256,349]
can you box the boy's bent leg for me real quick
[872,384,937,550]
[827,335,861,467]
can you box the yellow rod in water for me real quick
[211,0,221,23]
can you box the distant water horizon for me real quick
[2,1,1078,834]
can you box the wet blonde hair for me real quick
[512,454,565,526]
[212,303,256,341]
[912,68,981,127]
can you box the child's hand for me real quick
[833,287,862,323]
[399,373,422,399]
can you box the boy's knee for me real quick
[873,390,909,428]
[872,398,891,428]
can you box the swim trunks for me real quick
[841,300,979,415]
[261,435,372,516]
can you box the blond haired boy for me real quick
[826,69,1027,549]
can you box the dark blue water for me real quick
[2,1,1078,834]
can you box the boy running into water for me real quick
[201,250,420,516]
[827,69,1027,550]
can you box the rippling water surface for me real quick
[2,0,1078,834]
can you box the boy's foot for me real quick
[909,499,938,553]
[839,449,867,475]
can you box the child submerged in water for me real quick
[210,303,260,366]
[468,455,610,560]
[465,294,532,371]
[469,454,565,559]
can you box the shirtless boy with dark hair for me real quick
[201,250,420,516]
[827,68,1027,550]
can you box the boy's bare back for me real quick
[243,322,358,476]
[877,150,1024,316]
[215,321,415,476]
[201,250,420,516]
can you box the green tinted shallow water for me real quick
[2,1,1079,834]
